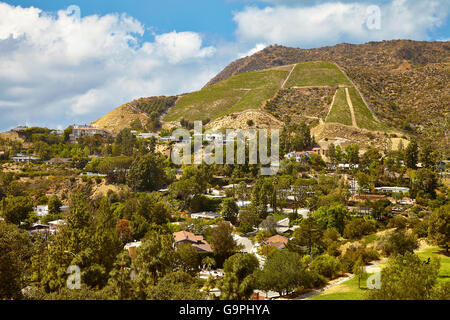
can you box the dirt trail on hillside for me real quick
[345,87,359,129]
[281,64,297,89]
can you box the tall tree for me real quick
[219,253,259,300]
[126,153,167,192]
[369,252,441,300]
[221,198,239,225]
[256,250,307,296]
[209,221,238,266]
[428,204,450,253]
[405,139,419,169]
[0,196,34,226]
[0,222,32,299]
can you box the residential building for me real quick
[35,205,49,217]
[265,235,289,250]
[45,158,71,165]
[375,186,410,194]
[48,219,66,234]
[70,125,111,142]
[12,154,40,162]
[190,212,221,220]
[173,231,212,252]
[124,241,142,260]
[137,132,159,139]
[29,224,50,236]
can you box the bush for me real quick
[327,242,342,257]
[377,230,419,257]
[344,217,377,240]
[311,255,341,279]
[410,219,429,238]
[340,245,379,272]
[387,216,408,230]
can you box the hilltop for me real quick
[206,40,449,144]
[92,40,448,153]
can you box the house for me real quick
[48,219,66,234]
[45,158,71,165]
[12,154,40,162]
[276,218,291,234]
[29,224,50,235]
[265,235,289,250]
[338,163,359,170]
[285,151,312,162]
[375,186,410,194]
[237,200,251,208]
[35,205,49,217]
[137,133,159,139]
[199,270,223,280]
[173,231,212,252]
[124,241,142,260]
[350,194,388,202]
[70,125,111,142]
[159,136,177,142]
[34,205,69,217]
[312,147,328,157]
[190,212,221,220]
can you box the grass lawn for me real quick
[416,246,450,286]
[310,246,449,300]
[326,88,352,126]
[348,87,389,132]
[286,61,351,88]
[309,275,371,300]
[164,69,288,122]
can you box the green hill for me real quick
[164,61,386,133]
[164,68,289,122]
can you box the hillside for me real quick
[206,40,449,148]
[91,103,149,134]
[92,40,447,153]
[92,96,177,134]
[164,67,290,123]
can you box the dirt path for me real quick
[345,87,358,129]
[331,62,380,123]
[281,64,297,89]
[325,88,338,122]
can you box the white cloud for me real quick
[0,2,220,130]
[233,0,449,47]
[239,43,268,58]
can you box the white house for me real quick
[48,219,66,234]
[190,212,221,220]
[12,154,40,162]
[137,132,159,139]
[35,205,49,217]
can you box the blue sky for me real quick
[0,0,449,131]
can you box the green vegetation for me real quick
[164,69,288,122]
[416,247,450,285]
[348,87,388,131]
[326,88,352,126]
[285,61,351,87]
[309,275,370,300]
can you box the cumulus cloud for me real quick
[238,43,268,58]
[233,0,449,47]
[0,2,219,130]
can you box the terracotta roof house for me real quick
[266,235,289,250]
[173,231,212,252]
